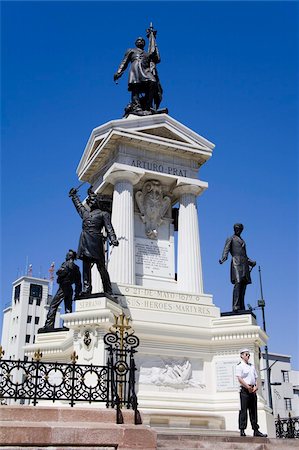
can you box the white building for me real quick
[1,275,59,360]
[261,352,299,418]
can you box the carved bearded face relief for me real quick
[135,180,171,239]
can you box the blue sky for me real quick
[1,2,298,368]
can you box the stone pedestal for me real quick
[25,296,122,365]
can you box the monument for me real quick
[25,25,275,436]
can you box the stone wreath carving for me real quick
[135,180,171,239]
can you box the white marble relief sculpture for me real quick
[137,357,205,389]
[135,180,171,239]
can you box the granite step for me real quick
[0,406,157,450]
[157,433,299,449]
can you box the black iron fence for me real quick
[275,413,299,439]
[0,355,109,406]
[0,315,141,424]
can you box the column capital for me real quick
[104,163,145,186]
[173,178,207,197]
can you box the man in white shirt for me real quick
[236,348,267,437]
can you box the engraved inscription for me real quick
[135,238,174,278]
[216,360,239,391]
[131,159,188,177]
[118,285,213,306]
[126,297,212,316]
[76,299,103,310]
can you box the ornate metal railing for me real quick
[0,314,141,424]
[104,314,141,425]
[275,413,299,439]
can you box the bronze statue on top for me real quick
[219,224,256,312]
[114,23,167,117]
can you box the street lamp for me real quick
[247,266,273,412]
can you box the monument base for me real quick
[221,310,257,319]
[25,287,275,437]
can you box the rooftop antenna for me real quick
[25,256,29,276]
[27,263,33,277]
[48,262,55,296]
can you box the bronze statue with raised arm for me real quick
[114,23,166,116]
[69,187,119,296]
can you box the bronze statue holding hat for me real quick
[219,223,256,312]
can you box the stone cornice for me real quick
[173,177,208,198]
[77,115,215,182]
[104,164,145,185]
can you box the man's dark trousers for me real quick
[239,387,259,431]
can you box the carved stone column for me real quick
[174,184,205,294]
[106,170,143,285]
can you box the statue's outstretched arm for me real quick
[69,188,86,219]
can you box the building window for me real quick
[25,335,30,343]
[27,315,32,323]
[36,298,41,306]
[285,398,292,410]
[14,284,21,302]
[30,284,43,298]
[24,356,28,362]
[29,297,34,305]
[282,370,290,382]
[35,317,39,325]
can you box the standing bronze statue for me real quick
[69,187,119,296]
[114,23,167,116]
[38,249,82,332]
[219,224,256,312]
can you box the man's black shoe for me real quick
[240,430,246,436]
[253,430,267,437]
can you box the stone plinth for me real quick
[0,406,157,450]
[24,296,123,364]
